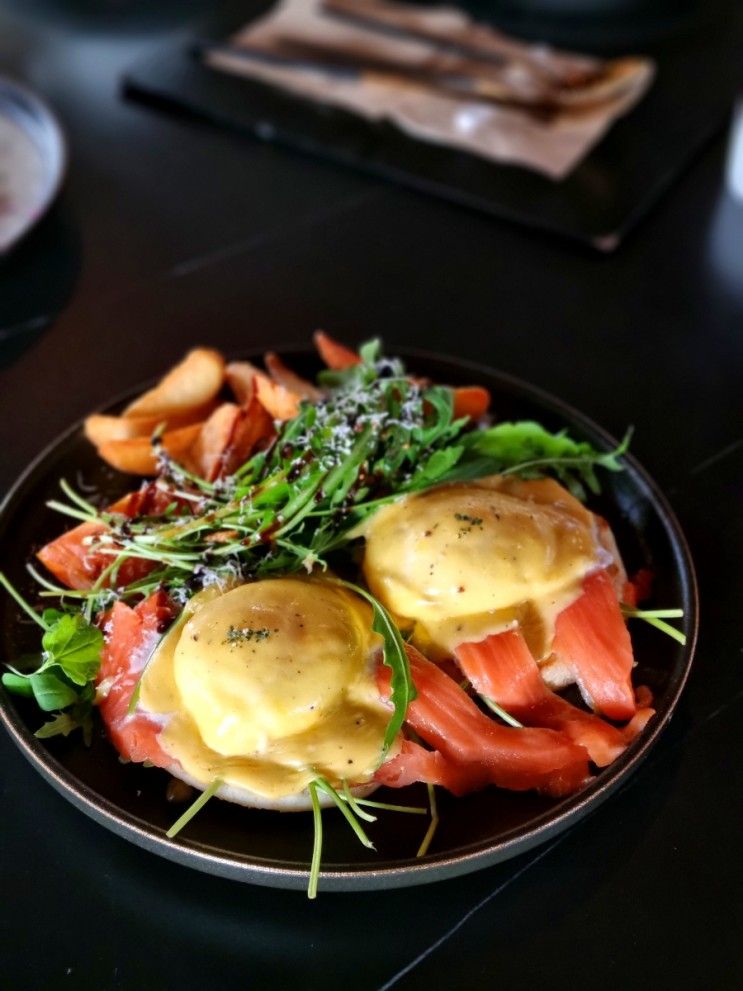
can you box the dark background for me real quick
[1,2,741,989]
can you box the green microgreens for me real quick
[166,777,223,838]
[621,605,686,646]
[417,783,439,858]
[339,780,427,818]
[350,796,427,815]
[341,780,378,823]
[34,347,632,634]
[481,696,524,728]
[314,776,375,850]
[0,570,47,629]
[305,775,428,897]
[308,781,323,900]
[58,477,100,518]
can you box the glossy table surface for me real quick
[1,2,741,989]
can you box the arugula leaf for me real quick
[41,613,103,686]
[329,579,415,757]
[405,446,464,491]
[457,421,630,501]
[370,593,415,756]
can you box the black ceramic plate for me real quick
[0,350,697,891]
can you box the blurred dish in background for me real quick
[204,0,654,180]
[0,78,66,256]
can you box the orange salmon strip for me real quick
[375,738,487,794]
[97,590,176,768]
[377,644,590,798]
[452,386,491,420]
[37,485,174,591]
[552,569,637,721]
[456,628,653,768]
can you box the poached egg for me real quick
[361,475,613,665]
[137,577,390,810]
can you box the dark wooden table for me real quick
[1,3,741,989]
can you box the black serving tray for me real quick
[123,0,742,249]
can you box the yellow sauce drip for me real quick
[139,578,389,799]
[361,476,606,659]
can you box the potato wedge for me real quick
[84,401,217,448]
[225,361,260,405]
[218,394,274,478]
[254,374,301,421]
[226,361,301,421]
[188,403,242,482]
[97,422,203,476]
[123,348,225,418]
[264,352,322,401]
[189,397,275,481]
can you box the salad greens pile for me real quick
[2,341,635,734]
[2,340,632,744]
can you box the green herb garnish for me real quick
[223,625,274,646]
[1,573,103,741]
[481,696,524,728]
[305,775,427,897]
[417,783,439,858]
[621,606,686,645]
[307,781,323,900]
[454,512,484,537]
[166,778,223,838]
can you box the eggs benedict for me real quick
[361,475,612,664]
[103,577,392,810]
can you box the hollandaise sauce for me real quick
[362,476,610,660]
[138,578,390,801]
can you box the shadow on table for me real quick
[46,713,687,991]
[0,200,81,369]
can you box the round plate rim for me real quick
[0,348,699,891]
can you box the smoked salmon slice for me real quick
[37,484,174,591]
[377,644,590,798]
[551,569,636,721]
[375,738,487,795]
[97,590,176,768]
[452,386,491,421]
[455,628,654,768]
